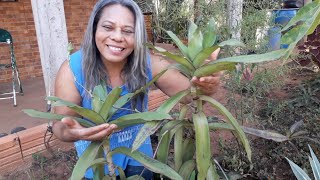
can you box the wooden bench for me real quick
[0,89,169,175]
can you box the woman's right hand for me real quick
[52,117,118,142]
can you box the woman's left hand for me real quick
[190,48,221,95]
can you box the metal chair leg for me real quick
[11,66,17,107]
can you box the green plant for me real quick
[286,145,320,180]
[23,1,320,179]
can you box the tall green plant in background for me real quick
[23,1,320,179]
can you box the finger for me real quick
[84,127,116,141]
[74,123,116,138]
[198,76,220,83]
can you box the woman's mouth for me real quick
[108,45,124,51]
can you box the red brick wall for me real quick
[0,0,96,83]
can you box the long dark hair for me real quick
[81,0,148,111]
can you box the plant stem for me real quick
[104,140,116,180]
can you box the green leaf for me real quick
[132,121,163,152]
[203,18,217,49]
[47,96,105,125]
[308,145,320,180]
[200,96,252,162]
[110,69,167,117]
[193,45,220,68]
[281,24,304,45]
[147,45,195,71]
[193,62,236,77]
[218,39,245,48]
[286,157,312,180]
[71,142,102,180]
[92,84,107,113]
[193,112,211,179]
[174,105,188,171]
[109,147,183,180]
[178,160,196,180]
[127,175,145,180]
[23,109,95,127]
[157,120,186,164]
[166,30,189,58]
[206,162,219,180]
[188,21,198,43]
[188,29,203,61]
[93,149,105,180]
[132,90,189,152]
[307,9,320,35]
[100,87,122,121]
[157,90,190,113]
[282,2,318,32]
[182,138,196,163]
[111,112,172,129]
[208,123,289,142]
[116,166,127,180]
[170,63,193,79]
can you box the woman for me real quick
[52,0,220,179]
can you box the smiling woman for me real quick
[51,0,221,179]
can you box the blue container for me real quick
[273,9,298,26]
[268,27,281,50]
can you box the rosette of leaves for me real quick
[133,14,320,179]
[23,70,184,179]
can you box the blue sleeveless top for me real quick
[69,50,153,178]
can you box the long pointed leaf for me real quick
[100,87,122,121]
[182,138,196,163]
[218,39,245,48]
[193,45,220,68]
[208,122,288,142]
[203,18,217,49]
[188,29,203,61]
[110,69,168,117]
[132,121,163,152]
[132,90,189,151]
[286,157,312,180]
[207,162,219,180]
[175,105,188,171]
[308,145,320,180]
[111,112,172,129]
[47,96,105,125]
[109,147,183,180]
[200,96,252,162]
[147,45,195,71]
[23,109,95,127]
[157,90,190,113]
[188,21,198,42]
[193,112,211,179]
[281,2,318,32]
[157,120,186,164]
[92,84,107,113]
[178,160,196,180]
[71,142,102,180]
[166,30,189,58]
[193,62,236,77]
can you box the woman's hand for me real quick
[52,117,118,142]
[191,48,221,95]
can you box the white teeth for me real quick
[109,46,123,51]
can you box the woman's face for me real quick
[95,4,135,65]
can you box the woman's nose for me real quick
[110,29,124,41]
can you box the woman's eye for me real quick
[123,30,134,34]
[103,26,113,30]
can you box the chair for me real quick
[0,28,23,106]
